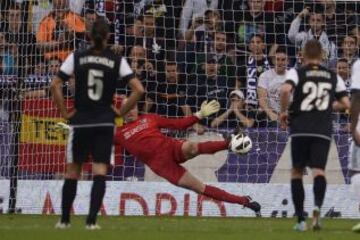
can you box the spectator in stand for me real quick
[213,31,236,80]
[0,0,12,30]
[336,58,351,94]
[118,16,143,53]
[226,0,284,52]
[128,45,156,83]
[318,0,359,44]
[334,58,351,127]
[33,58,48,76]
[257,47,289,126]
[23,57,62,99]
[0,32,16,75]
[23,57,50,99]
[77,7,122,53]
[184,9,221,43]
[184,9,222,73]
[179,0,219,39]
[31,0,86,35]
[36,0,85,61]
[319,0,337,42]
[329,36,359,69]
[211,90,255,129]
[127,45,157,113]
[4,3,37,76]
[184,56,236,134]
[138,10,165,66]
[194,30,236,81]
[236,34,270,108]
[288,6,337,66]
[156,61,188,117]
[142,1,181,50]
[77,8,98,50]
[48,57,61,75]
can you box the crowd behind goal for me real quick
[0,0,359,179]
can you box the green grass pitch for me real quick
[0,215,359,240]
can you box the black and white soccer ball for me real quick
[230,133,252,154]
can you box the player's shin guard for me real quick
[86,175,106,225]
[61,179,78,224]
[314,175,327,208]
[203,185,248,205]
[291,178,305,223]
[197,141,229,154]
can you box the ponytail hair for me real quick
[91,17,110,51]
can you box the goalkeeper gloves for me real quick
[54,122,70,132]
[195,100,220,119]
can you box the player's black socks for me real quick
[61,179,78,224]
[86,175,106,225]
[291,178,305,223]
[314,175,327,209]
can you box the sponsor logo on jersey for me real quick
[123,119,149,140]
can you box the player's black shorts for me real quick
[67,126,114,164]
[291,136,331,170]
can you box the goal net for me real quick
[0,0,358,217]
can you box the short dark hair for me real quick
[215,31,226,36]
[275,46,288,55]
[342,35,357,44]
[8,2,21,11]
[249,34,264,43]
[166,61,177,66]
[303,39,322,60]
[337,58,349,65]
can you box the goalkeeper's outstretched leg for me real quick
[157,139,261,216]
[176,170,261,216]
[181,140,230,160]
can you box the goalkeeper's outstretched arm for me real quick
[156,100,221,130]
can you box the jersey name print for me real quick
[79,56,115,68]
[285,64,347,139]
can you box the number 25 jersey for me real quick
[285,64,347,140]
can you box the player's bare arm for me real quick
[279,83,293,130]
[50,76,75,120]
[337,96,351,111]
[113,77,144,117]
[258,86,277,121]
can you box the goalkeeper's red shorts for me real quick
[145,139,187,185]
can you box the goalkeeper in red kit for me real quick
[115,99,261,215]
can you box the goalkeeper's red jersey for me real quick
[115,114,199,162]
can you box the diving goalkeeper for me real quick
[114,99,261,215]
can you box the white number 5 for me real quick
[87,69,104,101]
[300,82,332,111]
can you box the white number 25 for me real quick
[300,82,332,111]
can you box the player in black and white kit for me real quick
[51,18,144,229]
[279,40,350,231]
[349,59,360,233]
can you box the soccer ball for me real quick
[230,133,252,154]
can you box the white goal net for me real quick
[0,0,358,217]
